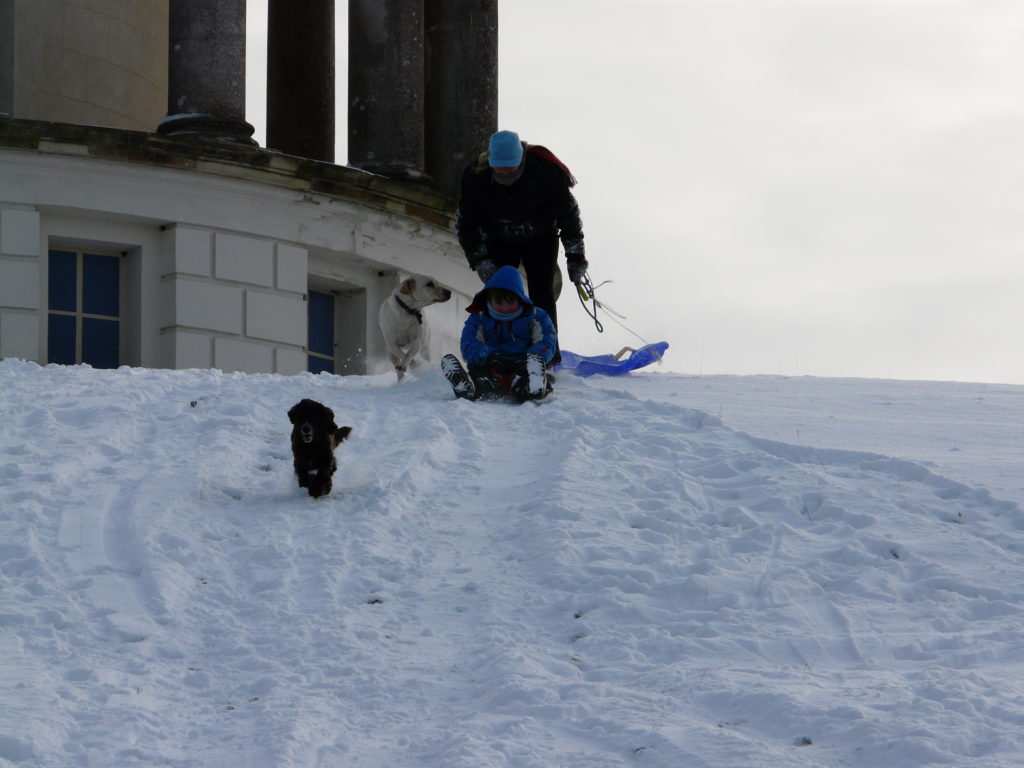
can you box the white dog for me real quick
[378,274,452,379]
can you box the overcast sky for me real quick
[247,1,1024,385]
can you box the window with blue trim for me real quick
[308,289,334,374]
[47,249,121,368]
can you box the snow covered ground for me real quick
[2,358,1024,768]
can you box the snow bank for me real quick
[2,360,1023,767]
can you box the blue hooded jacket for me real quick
[461,266,558,366]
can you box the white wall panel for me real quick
[215,337,274,374]
[0,208,40,256]
[0,259,39,309]
[0,311,39,360]
[246,290,305,346]
[174,280,243,335]
[214,233,274,287]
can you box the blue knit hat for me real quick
[488,130,524,168]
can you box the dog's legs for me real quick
[419,323,432,363]
[395,339,420,379]
[295,460,311,488]
[386,344,409,380]
[308,474,332,498]
[305,467,323,496]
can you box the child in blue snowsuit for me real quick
[441,265,557,402]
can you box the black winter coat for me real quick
[455,147,585,268]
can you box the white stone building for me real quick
[0,119,473,375]
[0,0,496,375]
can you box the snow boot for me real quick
[441,354,476,400]
[525,353,550,399]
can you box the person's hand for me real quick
[566,258,588,285]
[475,258,498,283]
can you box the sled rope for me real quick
[575,272,604,333]
[576,270,651,348]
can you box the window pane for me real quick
[82,317,119,369]
[82,253,119,317]
[48,250,77,312]
[308,290,334,356]
[308,355,334,375]
[48,313,77,365]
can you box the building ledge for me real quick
[0,117,456,230]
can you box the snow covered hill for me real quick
[2,359,1024,768]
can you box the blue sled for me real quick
[557,341,669,377]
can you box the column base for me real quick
[157,114,258,146]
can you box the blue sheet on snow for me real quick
[557,342,669,377]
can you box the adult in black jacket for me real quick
[455,130,587,343]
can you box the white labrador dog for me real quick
[378,274,452,380]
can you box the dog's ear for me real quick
[399,277,415,296]
[287,404,300,424]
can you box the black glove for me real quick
[566,258,588,285]
[475,258,499,283]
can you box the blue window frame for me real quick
[307,289,335,374]
[47,249,121,368]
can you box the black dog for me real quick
[287,399,352,498]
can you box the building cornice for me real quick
[0,117,456,230]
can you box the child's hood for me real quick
[466,265,535,313]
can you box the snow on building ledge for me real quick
[0,117,476,376]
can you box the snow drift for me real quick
[2,359,1023,767]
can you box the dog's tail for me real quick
[334,426,353,446]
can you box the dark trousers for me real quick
[468,361,521,402]
[466,359,531,403]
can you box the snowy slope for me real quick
[2,359,1024,768]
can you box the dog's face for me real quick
[399,274,452,309]
[288,398,337,443]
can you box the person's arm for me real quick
[554,187,584,249]
[550,179,587,282]
[526,309,558,364]
[455,171,488,268]
[460,314,493,366]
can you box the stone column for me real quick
[157,0,255,144]
[267,0,335,162]
[0,0,14,116]
[348,0,427,180]
[425,0,497,200]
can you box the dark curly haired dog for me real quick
[287,399,352,498]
